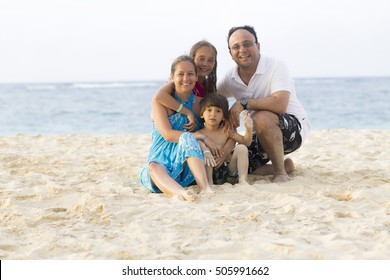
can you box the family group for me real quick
[140,25,310,200]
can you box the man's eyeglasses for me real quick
[230,41,256,51]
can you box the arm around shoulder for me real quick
[153,82,182,112]
[153,81,196,131]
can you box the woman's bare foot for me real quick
[178,189,198,201]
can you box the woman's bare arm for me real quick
[151,98,183,142]
[153,82,196,131]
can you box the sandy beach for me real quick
[0,130,389,260]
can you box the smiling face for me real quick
[228,29,260,70]
[193,46,216,81]
[170,60,197,95]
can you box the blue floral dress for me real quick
[140,93,204,193]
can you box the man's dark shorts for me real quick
[248,113,302,174]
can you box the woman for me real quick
[153,40,233,162]
[140,55,212,201]
[153,40,217,132]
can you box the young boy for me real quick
[198,93,253,185]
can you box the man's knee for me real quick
[253,111,278,129]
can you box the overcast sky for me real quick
[1,0,389,83]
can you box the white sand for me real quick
[0,130,389,259]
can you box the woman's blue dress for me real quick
[140,93,204,193]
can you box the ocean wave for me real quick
[295,78,346,84]
[25,84,59,91]
[2,77,389,135]
[70,81,162,89]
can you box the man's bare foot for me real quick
[252,158,296,176]
[284,158,296,174]
[272,174,290,183]
[178,189,198,201]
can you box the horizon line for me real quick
[1,75,390,85]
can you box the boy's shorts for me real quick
[213,162,238,185]
[248,113,302,174]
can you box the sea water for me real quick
[0,77,389,135]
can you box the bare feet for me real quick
[272,174,290,183]
[200,185,214,194]
[238,178,250,185]
[284,158,296,174]
[178,189,198,201]
[252,158,296,176]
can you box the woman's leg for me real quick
[148,162,197,201]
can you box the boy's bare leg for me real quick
[229,144,249,184]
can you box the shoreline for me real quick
[0,129,389,259]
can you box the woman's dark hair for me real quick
[170,55,197,76]
[227,25,258,49]
[189,40,217,94]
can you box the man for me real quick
[217,25,310,183]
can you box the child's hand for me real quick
[243,111,253,131]
[226,126,237,138]
[203,151,217,167]
[204,137,223,158]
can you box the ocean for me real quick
[0,77,389,135]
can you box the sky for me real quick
[1,0,390,83]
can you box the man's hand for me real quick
[229,101,244,128]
